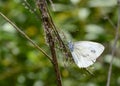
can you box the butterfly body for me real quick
[68,41,104,68]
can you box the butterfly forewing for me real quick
[74,41,104,58]
[71,41,104,68]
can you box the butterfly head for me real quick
[68,41,74,52]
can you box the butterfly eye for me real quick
[91,50,96,53]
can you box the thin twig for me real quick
[106,0,120,86]
[0,12,52,62]
[104,16,117,29]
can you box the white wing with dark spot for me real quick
[71,41,104,68]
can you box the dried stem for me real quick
[37,0,62,86]
[106,0,120,86]
[0,12,52,62]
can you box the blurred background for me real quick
[0,0,120,86]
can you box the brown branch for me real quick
[37,0,62,86]
[49,39,62,86]
[46,1,72,60]
[0,12,52,62]
[106,0,120,86]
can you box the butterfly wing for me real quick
[71,41,104,68]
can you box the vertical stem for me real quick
[106,0,120,86]
[49,41,62,86]
[37,0,62,86]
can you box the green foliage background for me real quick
[0,0,120,86]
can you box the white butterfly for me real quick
[68,41,105,68]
